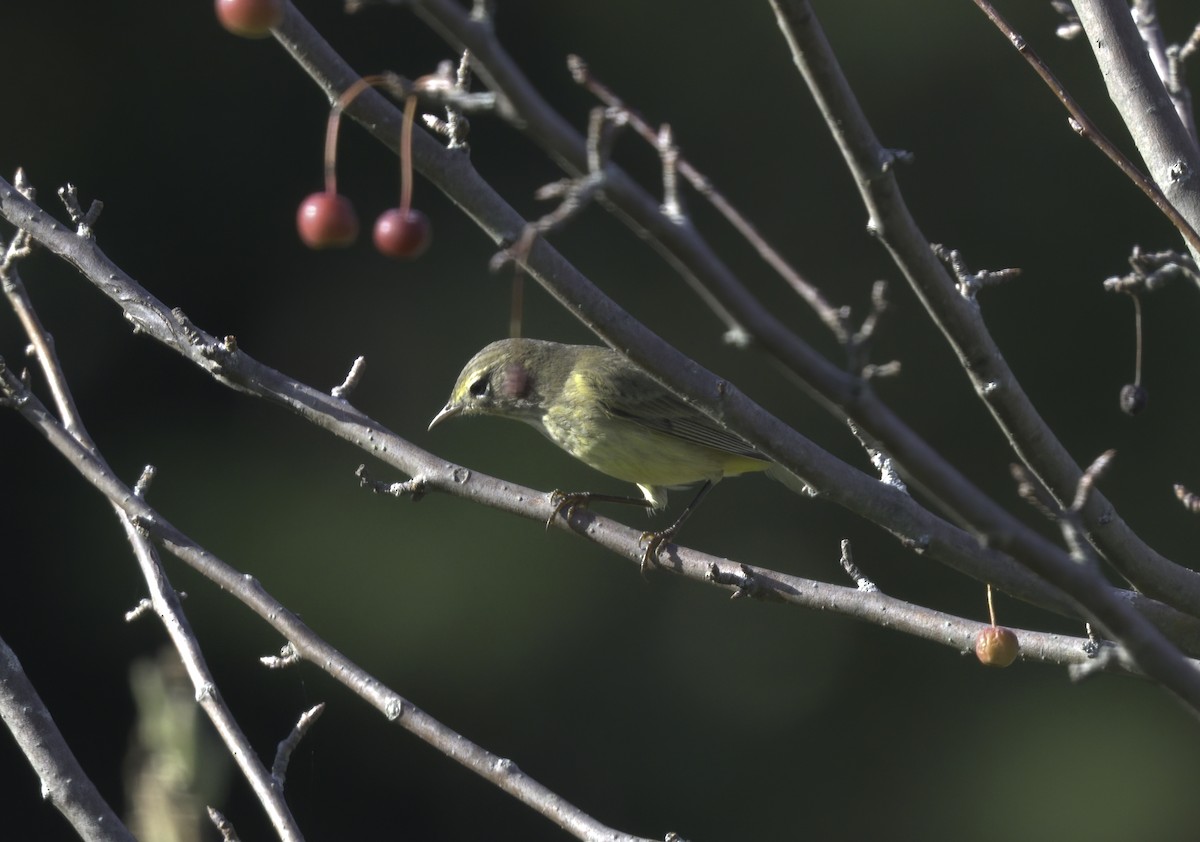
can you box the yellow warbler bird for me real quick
[429,338,778,569]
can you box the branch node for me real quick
[1052,0,1083,40]
[125,598,154,622]
[1174,483,1200,513]
[932,243,1020,300]
[839,539,878,592]
[1072,449,1116,512]
[1,222,33,271]
[1068,636,1120,682]
[849,421,908,494]
[879,147,914,171]
[195,681,217,703]
[1009,463,1059,520]
[490,102,620,270]
[722,325,752,349]
[13,167,35,201]
[133,464,157,498]
[129,512,156,536]
[261,642,301,669]
[706,562,766,599]
[844,279,893,375]
[207,806,241,842]
[332,355,367,399]
[415,51,476,149]
[357,464,428,501]
[1103,246,1199,294]
[861,360,901,380]
[57,183,103,238]
[171,308,206,347]
[272,702,326,786]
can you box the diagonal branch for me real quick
[973,0,1200,259]
[0,359,1159,686]
[2,196,305,842]
[1073,0,1200,263]
[7,5,1200,710]
[4,170,1189,638]
[119,512,303,841]
[766,0,1200,616]
[342,0,1200,625]
[0,367,657,842]
[0,634,136,842]
[6,169,1200,666]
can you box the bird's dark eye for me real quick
[469,376,490,398]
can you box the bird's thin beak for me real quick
[428,403,461,431]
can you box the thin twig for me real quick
[118,509,305,841]
[207,807,242,842]
[1176,483,1200,513]
[971,0,1200,255]
[272,704,326,786]
[567,53,854,343]
[331,355,367,399]
[768,0,1200,702]
[839,540,878,593]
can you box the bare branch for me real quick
[1071,0,1200,261]
[0,365,658,842]
[3,209,305,840]
[839,540,878,593]
[0,356,1157,685]
[766,0,1200,618]
[261,643,302,669]
[118,506,304,841]
[272,704,326,787]
[331,355,367,400]
[1175,483,1200,513]
[207,807,242,842]
[279,2,1185,645]
[0,634,136,842]
[973,0,1200,258]
[1132,0,1199,145]
[931,244,1021,301]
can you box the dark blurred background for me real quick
[3,1,1200,839]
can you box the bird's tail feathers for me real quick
[765,462,817,499]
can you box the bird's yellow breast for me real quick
[540,371,768,489]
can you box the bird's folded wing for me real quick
[602,389,765,460]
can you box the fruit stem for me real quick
[400,95,417,214]
[324,75,384,195]
[509,273,524,338]
[1132,293,1143,387]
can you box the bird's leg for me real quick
[639,481,714,575]
[546,489,653,530]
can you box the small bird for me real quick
[429,338,777,569]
